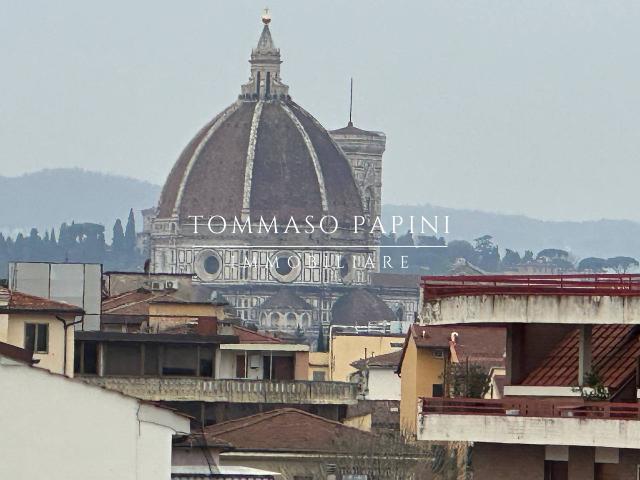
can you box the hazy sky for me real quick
[2,1,639,222]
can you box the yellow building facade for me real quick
[329,332,405,382]
[0,289,84,376]
[397,325,449,435]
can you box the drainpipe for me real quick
[55,315,84,377]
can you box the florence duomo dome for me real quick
[157,11,364,225]
[145,12,403,329]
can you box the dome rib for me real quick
[241,100,265,216]
[248,102,324,220]
[288,102,364,221]
[279,102,329,214]
[174,102,242,215]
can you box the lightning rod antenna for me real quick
[348,77,353,126]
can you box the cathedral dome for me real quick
[331,289,398,327]
[157,17,363,223]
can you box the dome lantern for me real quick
[240,11,289,101]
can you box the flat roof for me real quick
[76,331,239,345]
[220,343,309,352]
[422,274,640,300]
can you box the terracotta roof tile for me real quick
[232,326,283,344]
[0,288,83,314]
[203,408,373,453]
[397,324,505,374]
[522,325,640,390]
[161,322,283,344]
[102,288,224,315]
[351,350,402,370]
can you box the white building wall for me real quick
[366,368,401,401]
[424,293,640,326]
[417,413,640,449]
[0,357,189,480]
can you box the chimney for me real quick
[196,316,218,336]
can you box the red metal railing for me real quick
[421,274,640,300]
[421,397,640,420]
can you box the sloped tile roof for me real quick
[331,288,397,326]
[102,288,224,315]
[203,408,373,453]
[397,324,505,374]
[232,325,283,344]
[0,288,83,314]
[522,324,640,389]
[161,322,283,344]
[351,350,402,370]
[258,288,313,310]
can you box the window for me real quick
[432,383,444,397]
[204,255,220,274]
[24,323,48,353]
[199,347,214,377]
[236,353,247,378]
[432,349,444,358]
[544,461,568,480]
[313,371,326,381]
[275,256,293,276]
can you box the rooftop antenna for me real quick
[348,77,354,127]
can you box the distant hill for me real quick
[0,169,160,238]
[382,204,640,261]
[1,169,638,261]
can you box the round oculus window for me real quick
[195,249,223,281]
[275,256,293,276]
[204,255,220,275]
[269,251,301,283]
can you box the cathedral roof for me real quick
[259,288,313,311]
[157,15,363,223]
[330,122,385,138]
[331,288,397,326]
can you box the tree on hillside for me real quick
[606,256,639,273]
[537,248,569,261]
[522,250,534,263]
[578,257,608,273]
[446,240,477,265]
[473,235,500,272]
[501,249,521,270]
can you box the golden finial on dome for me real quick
[261,8,271,25]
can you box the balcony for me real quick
[78,375,359,405]
[417,397,640,449]
[421,274,640,325]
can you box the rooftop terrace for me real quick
[420,274,640,326]
[422,274,640,300]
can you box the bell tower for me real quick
[330,123,386,224]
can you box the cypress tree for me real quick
[112,219,125,253]
[316,324,326,352]
[124,208,136,253]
